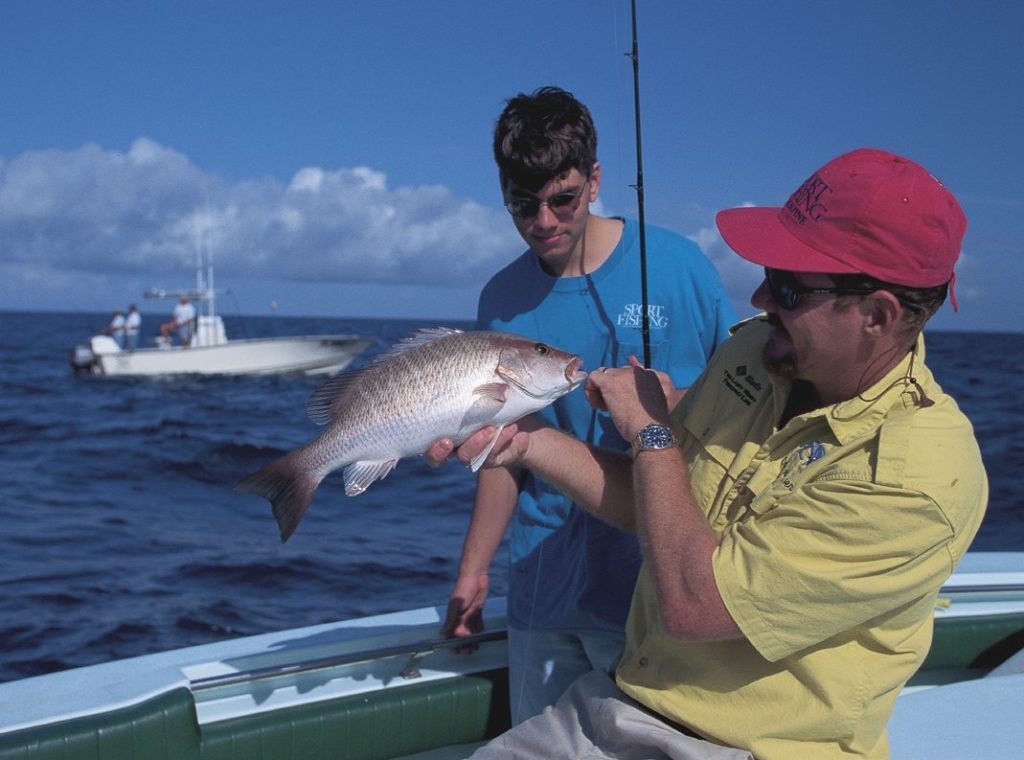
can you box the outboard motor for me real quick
[69,344,97,373]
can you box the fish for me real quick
[235,327,587,541]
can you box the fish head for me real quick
[495,337,587,403]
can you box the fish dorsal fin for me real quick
[307,370,366,425]
[371,326,463,365]
[306,327,464,425]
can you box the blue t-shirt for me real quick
[477,218,736,634]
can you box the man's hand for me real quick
[441,573,489,653]
[424,437,457,467]
[637,358,687,410]
[424,418,539,470]
[584,357,671,440]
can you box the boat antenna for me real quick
[627,0,651,368]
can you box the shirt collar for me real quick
[776,332,933,445]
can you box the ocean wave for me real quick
[0,417,52,444]
[173,556,329,588]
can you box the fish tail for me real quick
[235,451,324,542]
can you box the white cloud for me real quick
[687,223,762,321]
[0,138,521,293]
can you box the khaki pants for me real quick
[470,670,754,760]
[507,625,624,724]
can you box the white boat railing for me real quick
[188,628,508,691]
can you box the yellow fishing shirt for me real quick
[616,317,987,759]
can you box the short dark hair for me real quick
[831,273,948,339]
[493,86,598,191]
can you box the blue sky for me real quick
[1,0,1020,332]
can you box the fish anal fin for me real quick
[343,459,399,496]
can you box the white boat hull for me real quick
[74,334,373,377]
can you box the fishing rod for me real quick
[627,0,651,368]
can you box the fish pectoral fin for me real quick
[472,382,509,403]
[343,459,399,496]
[469,424,504,472]
[458,388,507,434]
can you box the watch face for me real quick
[637,424,675,451]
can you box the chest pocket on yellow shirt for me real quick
[680,424,771,532]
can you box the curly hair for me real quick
[493,86,598,191]
[831,273,948,341]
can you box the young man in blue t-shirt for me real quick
[441,86,736,724]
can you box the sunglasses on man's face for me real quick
[763,268,878,310]
[504,182,589,219]
[763,268,924,313]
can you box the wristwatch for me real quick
[631,423,677,458]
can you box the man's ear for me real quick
[589,161,601,200]
[863,290,902,337]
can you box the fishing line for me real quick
[605,0,651,367]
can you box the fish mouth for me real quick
[497,355,586,399]
[565,356,587,387]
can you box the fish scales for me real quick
[319,332,517,459]
[235,328,586,541]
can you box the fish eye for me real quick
[533,343,549,355]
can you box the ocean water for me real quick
[1,311,1022,684]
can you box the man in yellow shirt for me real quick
[429,148,987,759]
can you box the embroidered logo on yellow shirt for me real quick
[722,364,764,406]
[778,441,828,491]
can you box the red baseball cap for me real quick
[716,148,966,299]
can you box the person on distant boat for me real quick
[428,148,987,759]
[439,86,736,725]
[160,294,196,347]
[123,304,141,351]
[104,309,126,349]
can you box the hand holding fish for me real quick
[425,418,536,470]
[428,357,673,470]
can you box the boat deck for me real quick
[3,553,1024,759]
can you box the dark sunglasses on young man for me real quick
[764,268,923,312]
[504,182,589,219]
